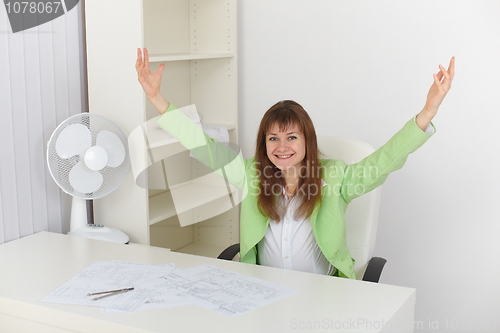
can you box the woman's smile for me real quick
[276,154,294,159]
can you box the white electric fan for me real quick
[47,113,130,243]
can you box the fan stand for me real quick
[67,197,129,244]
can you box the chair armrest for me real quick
[362,257,387,283]
[217,243,240,260]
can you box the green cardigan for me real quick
[157,104,434,279]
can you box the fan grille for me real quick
[47,113,130,199]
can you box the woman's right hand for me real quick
[136,47,170,114]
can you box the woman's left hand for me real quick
[416,57,455,131]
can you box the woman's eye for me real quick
[269,137,277,141]
[288,136,297,140]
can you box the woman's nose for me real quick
[278,140,289,149]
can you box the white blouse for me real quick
[257,180,336,275]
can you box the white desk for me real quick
[0,232,415,332]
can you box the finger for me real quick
[433,73,442,88]
[144,47,150,72]
[135,48,143,72]
[157,63,165,78]
[435,70,444,82]
[448,56,455,79]
[439,64,450,82]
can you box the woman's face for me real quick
[265,123,306,173]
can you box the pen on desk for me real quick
[88,287,134,296]
[87,287,134,301]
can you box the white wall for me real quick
[238,1,500,332]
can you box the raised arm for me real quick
[135,47,170,115]
[135,48,248,192]
[416,57,455,131]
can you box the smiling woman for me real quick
[255,100,322,222]
[136,47,454,278]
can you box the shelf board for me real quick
[149,53,235,62]
[147,127,179,149]
[147,123,236,149]
[148,191,177,225]
[148,181,237,226]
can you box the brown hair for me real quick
[255,100,323,221]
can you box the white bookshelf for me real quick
[85,0,239,257]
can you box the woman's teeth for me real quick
[277,154,293,159]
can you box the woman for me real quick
[136,48,455,278]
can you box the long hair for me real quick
[255,100,323,221]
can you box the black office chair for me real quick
[217,135,388,283]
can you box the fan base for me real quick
[68,224,129,244]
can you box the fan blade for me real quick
[96,130,126,167]
[56,124,92,159]
[69,162,103,193]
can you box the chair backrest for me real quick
[317,135,381,279]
